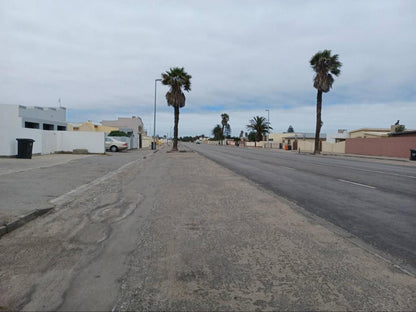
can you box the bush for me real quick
[395,125,405,133]
[108,130,129,137]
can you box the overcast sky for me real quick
[1,0,415,137]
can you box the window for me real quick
[25,122,39,129]
[43,123,54,130]
[57,126,66,131]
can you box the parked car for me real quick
[105,137,128,152]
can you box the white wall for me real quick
[56,131,105,153]
[42,131,58,154]
[0,127,43,156]
[0,127,104,156]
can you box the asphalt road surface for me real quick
[186,143,416,269]
[1,147,415,310]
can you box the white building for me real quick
[101,116,145,149]
[18,105,67,130]
[0,104,104,156]
[327,129,349,143]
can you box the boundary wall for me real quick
[0,127,105,156]
[346,137,416,158]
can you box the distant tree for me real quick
[247,116,272,142]
[212,124,224,141]
[247,131,257,142]
[220,113,230,144]
[224,124,232,138]
[161,67,192,152]
[287,125,294,133]
[239,130,244,138]
[310,50,342,154]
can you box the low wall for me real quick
[297,140,314,153]
[0,127,104,156]
[346,137,416,158]
[205,140,221,145]
[322,141,346,154]
[0,127,43,156]
[57,131,104,153]
[246,141,264,148]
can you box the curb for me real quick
[0,206,54,238]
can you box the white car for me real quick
[105,137,128,152]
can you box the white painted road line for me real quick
[338,179,376,189]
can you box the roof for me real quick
[389,130,416,136]
[360,132,389,137]
[284,133,326,139]
[349,128,390,133]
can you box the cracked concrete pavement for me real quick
[0,146,415,311]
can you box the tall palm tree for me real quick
[161,67,192,151]
[221,113,229,144]
[247,116,272,145]
[310,50,342,154]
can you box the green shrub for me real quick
[108,130,128,137]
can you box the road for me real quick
[186,143,416,269]
[0,147,415,310]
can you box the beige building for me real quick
[268,132,326,148]
[348,128,390,139]
[67,121,118,133]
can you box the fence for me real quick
[0,127,105,156]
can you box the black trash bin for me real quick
[16,138,35,159]
[410,149,416,161]
[151,142,156,150]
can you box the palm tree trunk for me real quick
[172,106,179,151]
[314,90,322,154]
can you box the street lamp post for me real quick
[266,109,270,148]
[153,78,162,150]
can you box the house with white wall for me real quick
[327,129,349,143]
[101,116,145,149]
[0,104,104,156]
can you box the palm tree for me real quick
[247,116,272,146]
[221,113,229,144]
[310,50,342,154]
[161,67,192,151]
[212,124,224,141]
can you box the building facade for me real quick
[101,116,145,149]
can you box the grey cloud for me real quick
[1,0,415,133]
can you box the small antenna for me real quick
[58,98,61,107]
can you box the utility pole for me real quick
[266,109,270,148]
[153,79,162,150]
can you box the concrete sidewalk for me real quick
[0,150,153,232]
[0,154,93,176]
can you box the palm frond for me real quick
[310,49,342,92]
